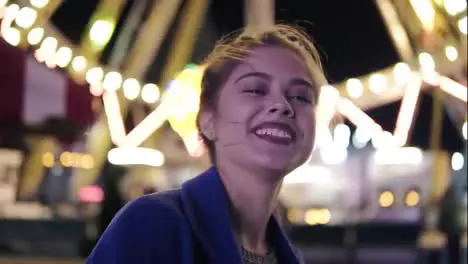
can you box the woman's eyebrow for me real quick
[234,72,314,91]
[289,78,313,88]
[234,72,271,83]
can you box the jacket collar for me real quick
[180,166,301,264]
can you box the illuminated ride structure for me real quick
[0,0,466,225]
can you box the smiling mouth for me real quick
[252,123,295,145]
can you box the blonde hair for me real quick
[198,24,327,162]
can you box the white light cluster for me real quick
[1,0,465,165]
[0,1,160,104]
[443,0,467,16]
[451,152,464,171]
[462,121,467,140]
[108,147,165,167]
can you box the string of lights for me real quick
[0,0,466,165]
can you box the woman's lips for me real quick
[252,122,295,145]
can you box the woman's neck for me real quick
[217,161,284,254]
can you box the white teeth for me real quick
[255,128,291,139]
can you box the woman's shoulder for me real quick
[115,189,186,227]
[87,189,191,263]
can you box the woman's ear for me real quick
[198,110,216,141]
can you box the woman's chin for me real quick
[252,154,302,175]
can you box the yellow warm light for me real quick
[15,6,37,29]
[379,191,394,208]
[34,49,45,63]
[55,46,73,68]
[410,0,436,31]
[462,121,467,140]
[45,56,57,69]
[393,62,412,86]
[68,152,80,167]
[27,27,43,45]
[287,209,303,223]
[30,0,49,9]
[346,78,364,98]
[141,83,160,103]
[166,67,204,154]
[368,73,387,94]
[0,0,8,8]
[80,154,94,169]
[71,56,87,72]
[40,36,58,52]
[36,37,57,64]
[85,67,104,85]
[42,152,54,168]
[59,151,72,167]
[445,46,458,62]
[304,208,331,225]
[2,27,20,46]
[458,16,467,34]
[123,78,140,100]
[102,71,123,92]
[444,0,467,16]
[418,52,435,72]
[43,152,95,169]
[89,83,104,97]
[1,4,19,35]
[89,20,114,46]
[405,190,420,207]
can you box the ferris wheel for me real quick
[0,0,466,200]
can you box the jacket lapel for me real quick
[180,167,241,264]
[180,166,301,264]
[268,217,302,264]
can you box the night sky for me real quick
[50,0,464,152]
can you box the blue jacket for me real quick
[87,166,302,264]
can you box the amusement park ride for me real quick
[0,0,466,207]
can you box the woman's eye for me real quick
[290,95,312,104]
[243,85,267,95]
[245,89,265,95]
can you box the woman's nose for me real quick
[267,101,295,118]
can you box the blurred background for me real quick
[0,0,466,263]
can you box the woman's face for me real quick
[205,45,317,175]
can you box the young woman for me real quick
[87,24,327,264]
